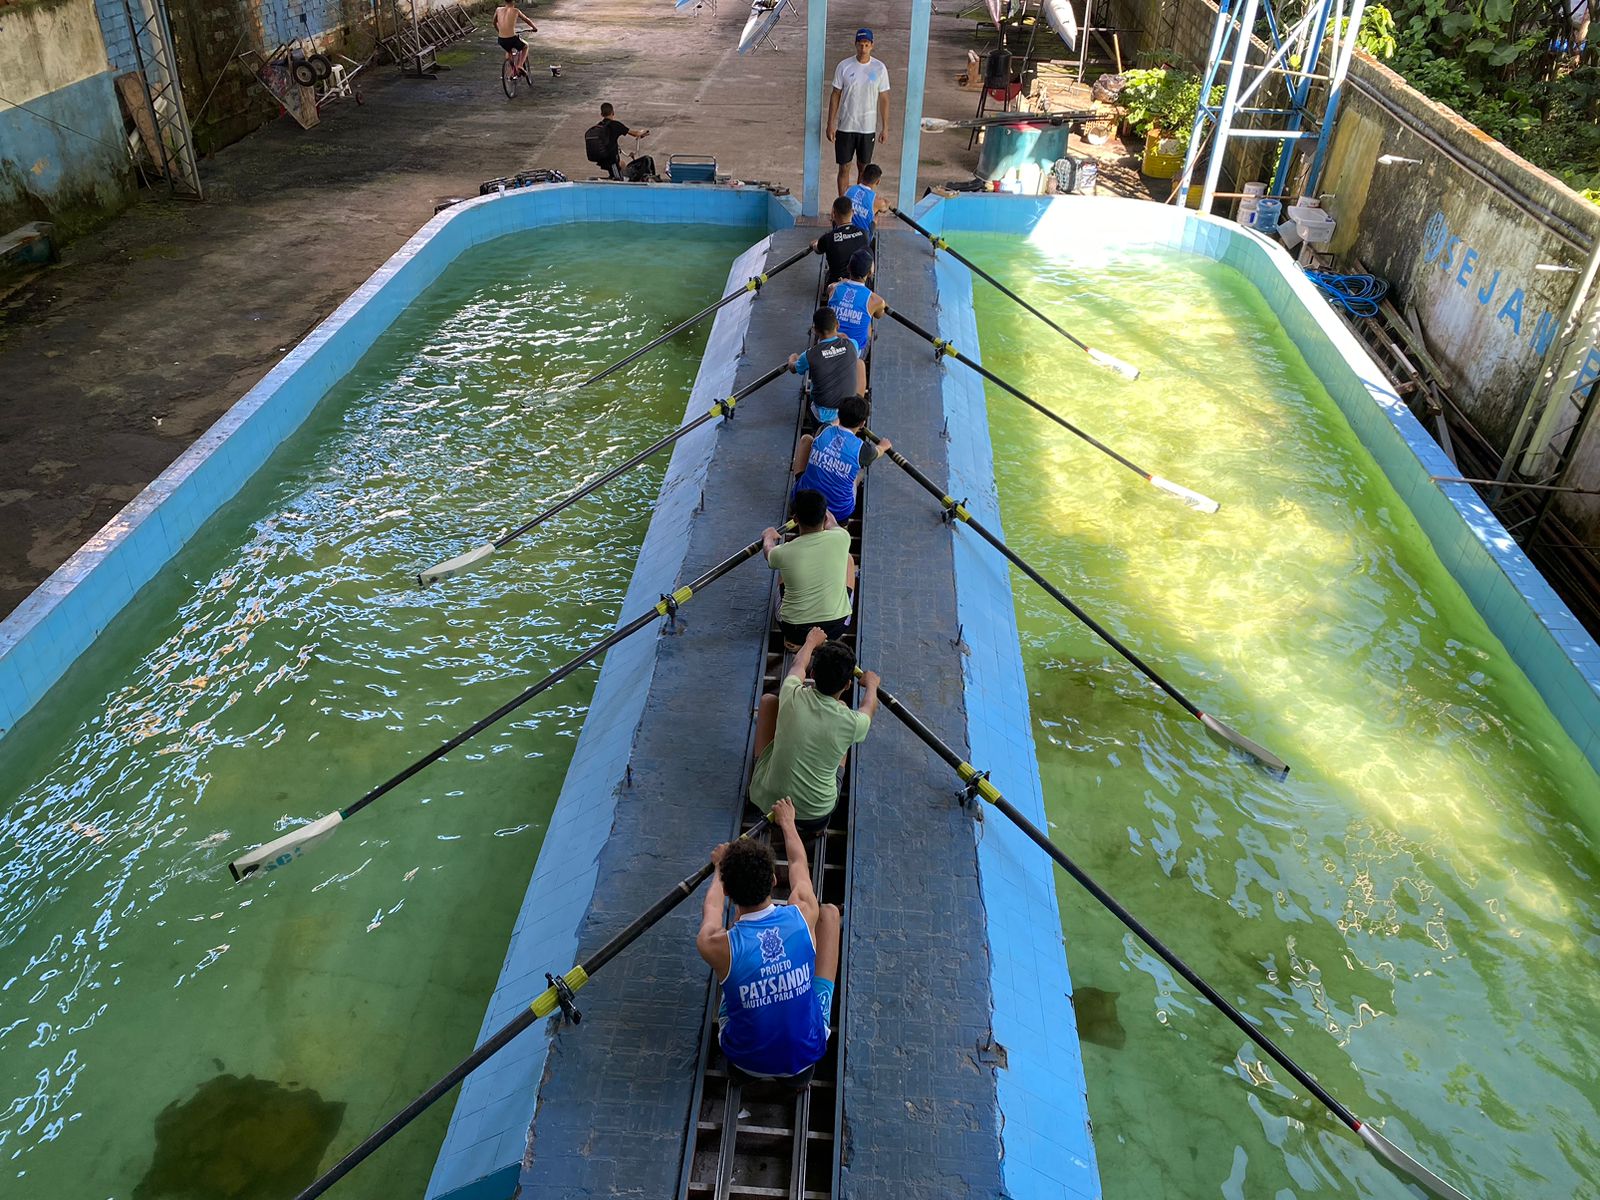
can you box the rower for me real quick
[791,394,887,525]
[789,306,864,425]
[697,798,841,1084]
[763,489,855,652]
[825,249,886,361]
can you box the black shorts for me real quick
[498,35,526,52]
[780,615,851,647]
[834,129,876,167]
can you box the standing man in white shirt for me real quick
[825,28,892,198]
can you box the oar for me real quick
[578,245,812,390]
[919,110,1096,133]
[419,363,790,584]
[229,527,786,880]
[866,431,1286,776]
[865,672,1470,1200]
[291,818,771,1200]
[891,207,1141,380]
[881,306,1218,514]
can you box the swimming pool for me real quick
[0,220,760,1199]
[946,211,1600,1198]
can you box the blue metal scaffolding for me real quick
[1174,0,1368,211]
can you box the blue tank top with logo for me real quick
[845,183,876,233]
[718,904,827,1077]
[829,280,873,354]
[795,424,864,521]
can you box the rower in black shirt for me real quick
[812,195,870,285]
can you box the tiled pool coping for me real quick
[914,194,1600,781]
[0,184,795,742]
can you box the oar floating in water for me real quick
[418,363,791,585]
[892,206,1141,380]
[576,245,812,390]
[289,819,771,1200]
[882,306,1218,514]
[230,526,785,880]
[866,431,1285,776]
[865,671,1470,1200]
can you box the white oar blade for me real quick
[1357,1123,1474,1200]
[1198,712,1289,778]
[229,811,345,881]
[418,543,496,586]
[1086,347,1141,380]
[920,116,957,132]
[1149,475,1221,514]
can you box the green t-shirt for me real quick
[768,528,852,626]
[749,674,871,820]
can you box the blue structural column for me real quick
[897,0,932,210]
[803,0,829,216]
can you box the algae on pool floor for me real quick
[0,222,758,1199]
[962,233,1600,1200]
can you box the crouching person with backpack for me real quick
[584,102,650,180]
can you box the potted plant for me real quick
[1119,67,1213,180]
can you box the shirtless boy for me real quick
[494,2,538,82]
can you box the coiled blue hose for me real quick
[1304,270,1389,318]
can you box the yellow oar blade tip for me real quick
[1149,476,1221,515]
[418,543,497,586]
[1087,348,1141,380]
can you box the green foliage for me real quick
[1118,68,1221,147]
[1354,4,1398,59]
[1385,0,1600,202]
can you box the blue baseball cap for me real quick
[855,27,874,41]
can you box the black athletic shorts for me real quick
[498,34,526,52]
[780,615,851,647]
[834,129,876,167]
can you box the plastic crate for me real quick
[668,154,717,183]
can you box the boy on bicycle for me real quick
[495,2,537,81]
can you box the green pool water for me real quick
[0,221,757,1199]
[963,234,1600,1199]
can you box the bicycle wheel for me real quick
[502,57,517,98]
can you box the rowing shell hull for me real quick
[1043,0,1078,48]
[738,0,783,52]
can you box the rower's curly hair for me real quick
[720,837,776,907]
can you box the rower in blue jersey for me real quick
[826,249,886,359]
[697,798,841,1081]
[791,394,889,523]
[844,163,888,235]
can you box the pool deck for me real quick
[425,225,1103,1199]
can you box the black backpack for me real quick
[584,123,611,164]
[625,155,656,182]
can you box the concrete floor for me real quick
[0,0,1148,619]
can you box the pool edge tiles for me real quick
[916,194,1600,783]
[918,207,1102,1200]
[0,184,796,741]
[422,235,780,1200]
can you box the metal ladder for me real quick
[116,0,202,199]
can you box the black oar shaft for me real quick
[294,819,770,1200]
[497,364,789,548]
[865,432,1198,717]
[580,247,811,389]
[342,531,775,822]
[892,208,1090,352]
[868,679,1358,1130]
[883,307,1149,479]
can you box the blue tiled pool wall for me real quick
[913,197,1102,1199]
[919,194,1600,778]
[0,185,794,745]
[422,237,775,1200]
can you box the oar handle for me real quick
[882,308,1150,480]
[292,819,774,1200]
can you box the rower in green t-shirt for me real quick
[763,489,856,650]
[749,627,879,830]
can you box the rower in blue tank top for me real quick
[827,249,885,357]
[790,395,887,523]
[698,799,841,1080]
[844,162,885,234]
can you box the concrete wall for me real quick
[0,0,135,238]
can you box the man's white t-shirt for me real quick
[832,57,891,133]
